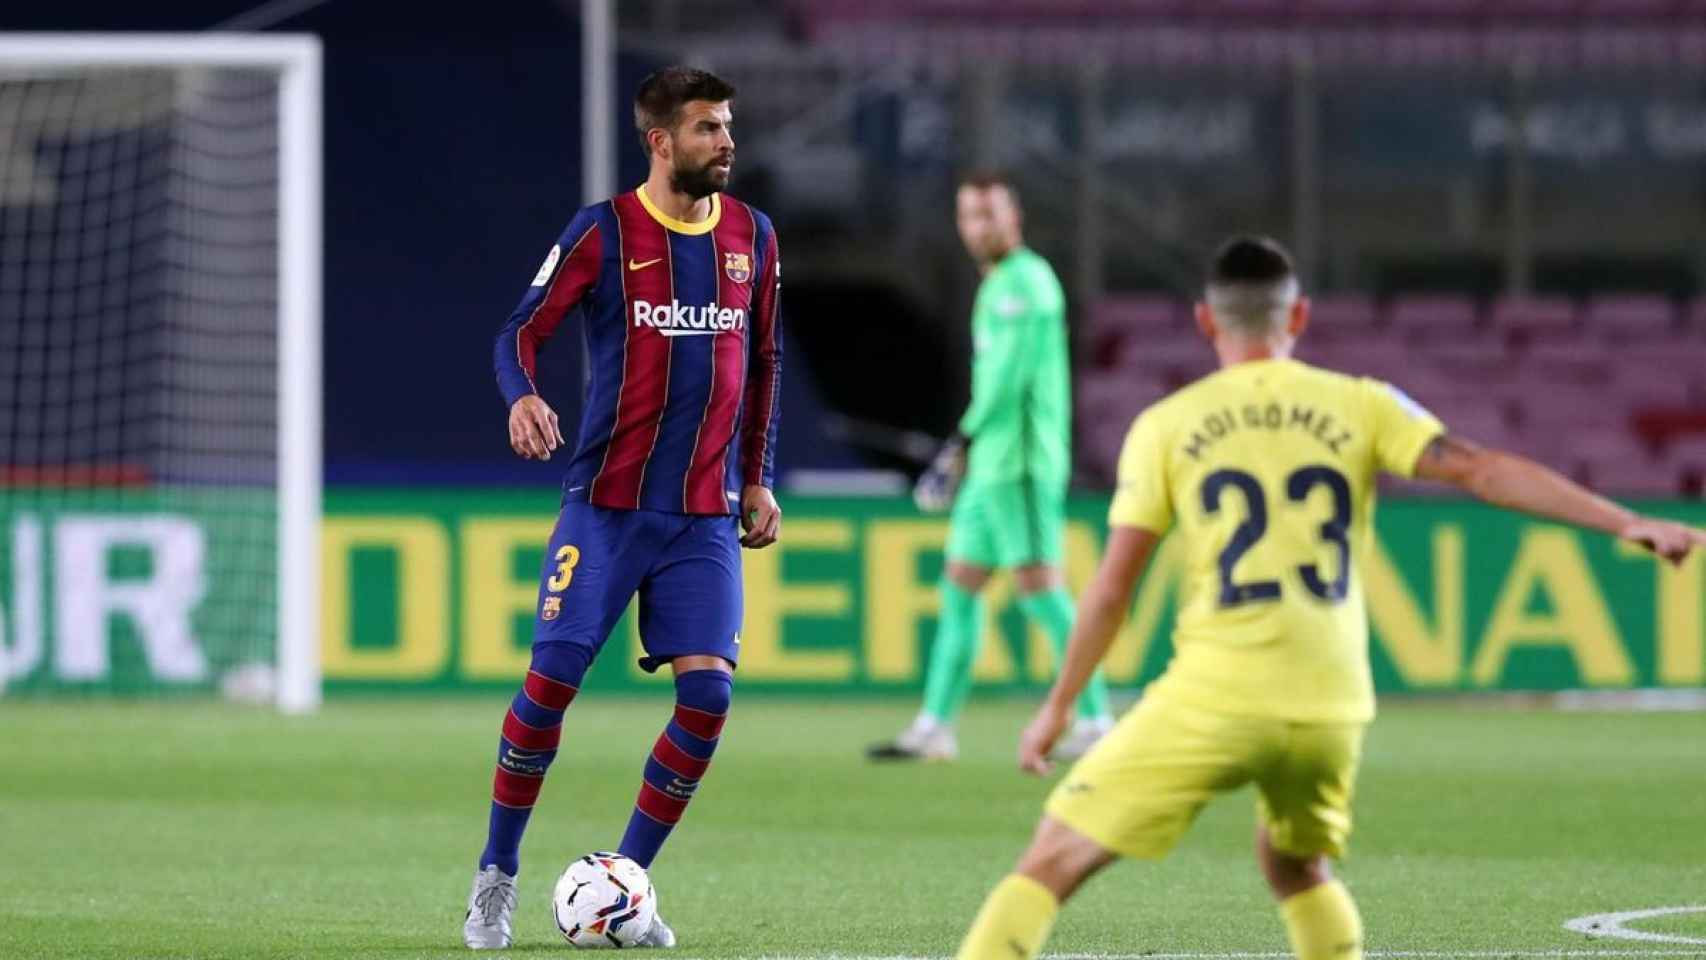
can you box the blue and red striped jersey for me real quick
[494,188,782,515]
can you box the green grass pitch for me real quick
[3,696,1704,959]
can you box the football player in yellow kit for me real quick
[954,236,1706,960]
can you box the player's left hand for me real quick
[740,485,782,549]
[1018,699,1072,776]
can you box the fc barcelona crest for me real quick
[723,251,752,284]
[541,596,562,622]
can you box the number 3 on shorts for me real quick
[547,544,581,592]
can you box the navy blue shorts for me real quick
[532,500,743,672]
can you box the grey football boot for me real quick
[635,913,678,948]
[463,864,518,949]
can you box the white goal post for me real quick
[0,34,322,712]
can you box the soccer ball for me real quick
[551,852,658,948]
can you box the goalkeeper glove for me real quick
[913,433,969,513]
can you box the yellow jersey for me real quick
[1110,357,1444,724]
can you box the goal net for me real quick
[0,35,320,711]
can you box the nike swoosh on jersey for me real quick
[628,257,663,271]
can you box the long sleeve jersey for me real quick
[957,246,1071,488]
[494,188,782,515]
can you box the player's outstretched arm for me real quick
[1019,525,1161,775]
[1411,433,1706,565]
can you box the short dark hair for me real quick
[1208,235,1295,288]
[958,169,1021,207]
[1206,235,1299,334]
[633,66,736,156]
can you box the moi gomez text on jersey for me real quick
[0,490,1702,695]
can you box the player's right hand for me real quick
[1621,516,1706,566]
[1018,700,1071,776]
[509,395,565,461]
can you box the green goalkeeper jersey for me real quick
[957,246,1071,487]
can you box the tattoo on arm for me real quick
[1421,433,1481,467]
[1412,432,1490,487]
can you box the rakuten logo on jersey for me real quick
[632,300,746,337]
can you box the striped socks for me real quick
[479,643,590,877]
[617,669,732,868]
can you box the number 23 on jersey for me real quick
[1200,465,1351,608]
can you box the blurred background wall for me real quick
[9,0,1706,497]
[4,2,1705,698]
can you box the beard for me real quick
[669,154,730,199]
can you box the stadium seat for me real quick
[1579,448,1682,496]
[1086,295,1185,369]
[1688,296,1706,335]
[1300,0,1483,13]
[1074,285,1701,498]
[1667,433,1706,468]
[1610,361,1706,405]
[1485,0,1584,14]
[1578,0,1677,13]
[1295,340,1410,385]
[1670,435,1706,496]
[1120,337,1216,383]
[1417,338,1516,385]
[1584,294,1676,342]
[1088,295,1185,339]
[1425,397,1516,441]
[1078,369,1167,420]
[1522,339,1614,385]
[1373,0,1489,13]
[1305,294,1379,339]
[1489,295,1580,342]
[1208,0,1295,14]
[1386,294,1481,342]
[1617,341,1706,393]
[1516,392,1631,435]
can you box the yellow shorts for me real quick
[1044,692,1366,860]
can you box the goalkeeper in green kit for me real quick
[868,171,1115,762]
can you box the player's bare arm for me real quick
[507,394,564,461]
[1411,433,1706,565]
[740,484,782,549]
[1019,525,1160,775]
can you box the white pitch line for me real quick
[1564,906,1706,946]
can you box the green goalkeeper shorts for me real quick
[945,478,1066,569]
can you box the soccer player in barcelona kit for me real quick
[461,67,783,950]
[868,171,1116,763]
[955,236,1706,960]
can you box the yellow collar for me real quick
[635,186,721,235]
